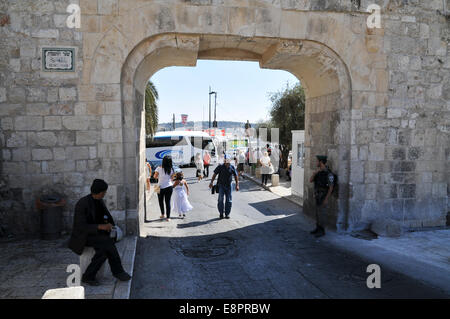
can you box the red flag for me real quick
[181,114,188,125]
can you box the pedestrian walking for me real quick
[309,155,335,237]
[68,179,132,286]
[260,151,274,185]
[195,153,204,182]
[270,145,280,175]
[145,161,152,191]
[209,155,239,219]
[237,149,246,178]
[249,147,256,165]
[172,171,193,218]
[266,144,272,156]
[203,150,211,177]
[154,155,175,221]
[286,163,292,181]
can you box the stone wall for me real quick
[0,0,448,236]
[348,0,450,230]
[0,0,87,235]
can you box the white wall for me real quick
[291,130,305,198]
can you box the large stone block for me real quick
[76,131,99,145]
[35,132,58,147]
[101,115,121,129]
[26,103,50,116]
[0,87,6,102]
[31,29,59,38]
[56,131,76,146]
[44,116,62,130]
[62,116,91,130]
[66,146,90,160]
[98,0,118,15]
[101,129,122,143]
[368,143,385,161]
[32,148,53,161]
[370,218,404,237]
[59,87,77,102]
[47,160,76,173]
[3,162,26,175]
[6,132,27,147]
[64,172,84,186]
[8,87,26,103]
[14,116,43,131]
[12,148,31,161]
[1,117,13,131]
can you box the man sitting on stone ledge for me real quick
[68,179,131,286]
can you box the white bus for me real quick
[146,131,216,166]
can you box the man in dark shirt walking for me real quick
[68,179,131,286]
[209,155,239,219]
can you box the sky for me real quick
[150,60,299,124]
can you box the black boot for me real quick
[310,225,319,234]
[114,272,132,281]
[314,226,325,238]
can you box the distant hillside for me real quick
[157,121,256,131]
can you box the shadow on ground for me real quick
[131,213,449,299]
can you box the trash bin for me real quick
[36,195,66,240]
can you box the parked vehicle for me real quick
[146,131,216,167]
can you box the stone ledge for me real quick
[112,236,137,299]
[42,286,85,299]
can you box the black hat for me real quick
[316,155,327,163]
[91,179,108,194]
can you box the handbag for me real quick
[154,184,160,194]
[211,184,219,195]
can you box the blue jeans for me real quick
[217,184,232,216]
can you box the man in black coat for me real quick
[68,179,131,286]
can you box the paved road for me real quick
[130,167,449,299]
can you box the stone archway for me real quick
[84,2,384,235]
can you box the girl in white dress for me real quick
[172,172,193,218]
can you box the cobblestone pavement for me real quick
[0,235,136,299]
[130,167,449,299]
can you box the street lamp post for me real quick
[209,87,217,133]
[213,92,217,128]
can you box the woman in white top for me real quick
[153,155,175,221]
[195,153,204,182]
[260,151,274,186]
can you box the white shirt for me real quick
[156,166,174,189]
[238,153,246,163]
[260,156,271,167]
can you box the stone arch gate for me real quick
[84,2,385,235]
[3,1,447,237]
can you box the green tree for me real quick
[145,81,159,137]
[261,82,305,169]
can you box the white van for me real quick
[146,131,216,166]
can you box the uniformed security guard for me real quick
[309,155,335,237]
